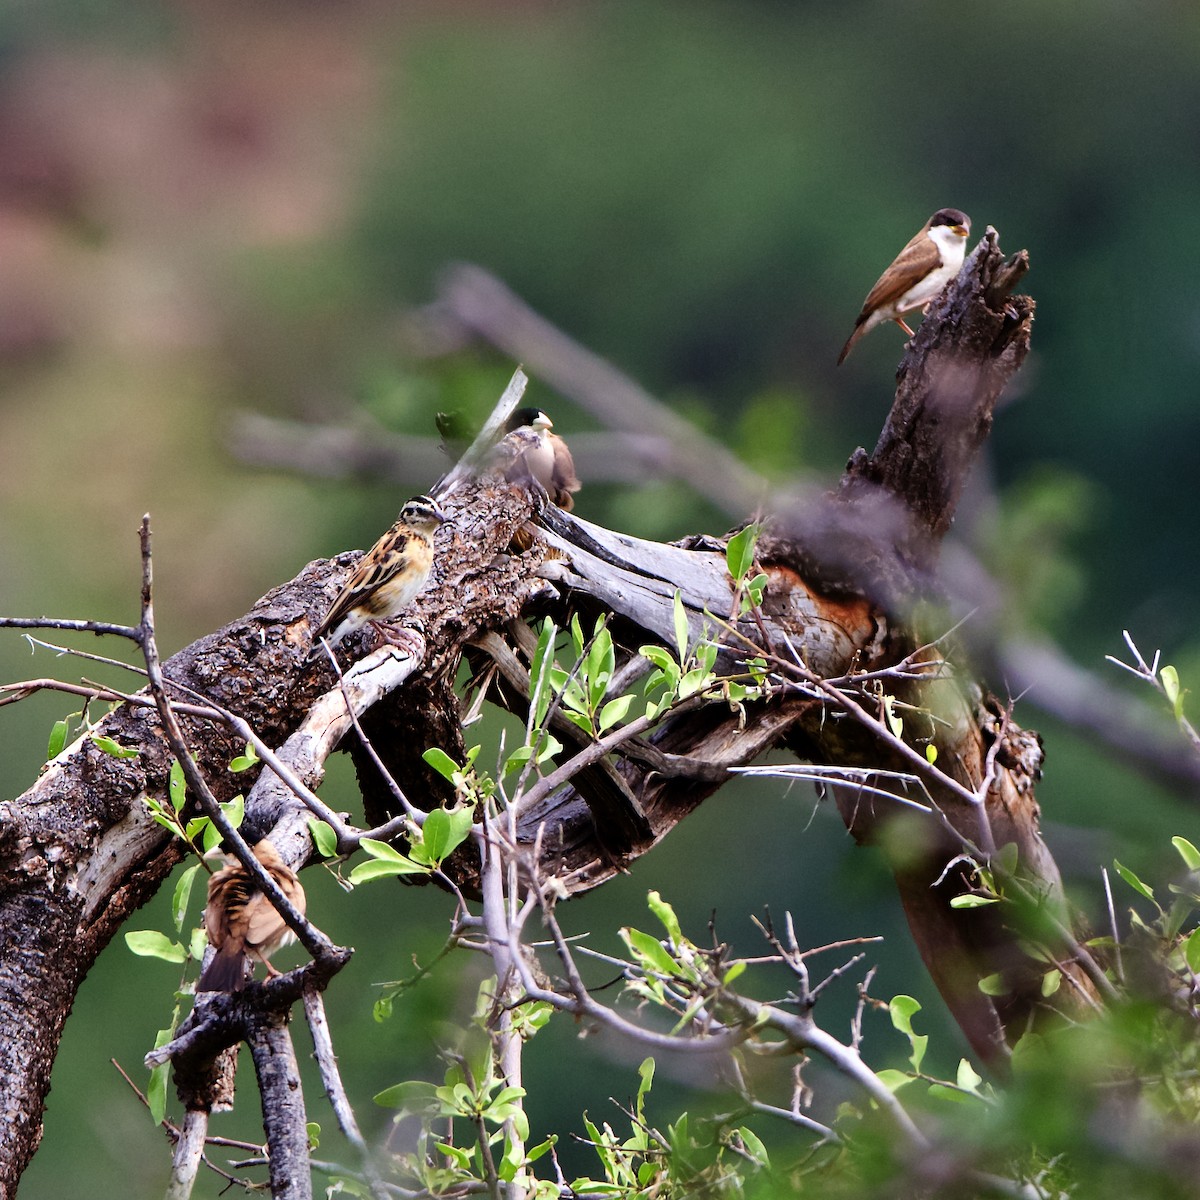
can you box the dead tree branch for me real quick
[0,231,1100,1192]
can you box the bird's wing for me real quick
[244,895,287,947]
[204,863,251,949]
[313,528,411,636]
[856,231,941,318]
[551,435,582,504]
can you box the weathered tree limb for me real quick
[240,258,1200,798]
[249,1018,310,1200]
[0,230,1094,1192]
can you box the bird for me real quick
[837,208,972,365]
[310,494,446,654]
[499,407,581,511]
[196,839,306,992]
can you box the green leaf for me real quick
[228,741,260,773]
[694,638,718,673]
[171,863,200,933]
[422,809,453,862]
[92,734,138,759]
[678,666,711,699]
[535,735,563,764]
[620,927,678,977]
[635,1057,655,1122]
[148,1028,173,1125]
[168,757,186,809]
[422,747,460,781]
[956,1059,983,1092]
[647,890,682,946]
[875,1068,913,1093]
[189,927,207,960]
[585,620,615,712]
[725,524,758,585]
[950,894,1001,909]
[124,930,187,963]
[184,816,209,844]
[374,1079,440,1110]
[306,1123,320,1151]
[219,794,244,830]
[1172,836,1200,872]
[360,838,416,862]
[1185,927,1200,975]
[503,745,534,777]
[978,973,1009,996]
[569,612,585,659]
[1114,859,1155,901]
[421,807,474,864]
[47,719,69,761]
[737,1125,769,1168]
[308,820,339,859]
[888,995,927,1074]
[201,820,223,854]
[351,841,430,882]
[746,572,768,607]
[672,591,689,663]
[640,645,679,675]
[349,858,429,884]
[527,1136,556,1164]
[928,1083,979,1105]
[530,619,557,728]
[435,1142,475,1170]
[1040,968,1062,996]
[994,842,1020,875]
[598,694,633,732]
[1160,664,1185,719]
[925,743,938,765]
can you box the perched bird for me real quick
[197,839,306,992]
[500,407,581,511]
[837,208,971,365]
[310,494,446,654]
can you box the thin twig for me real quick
[303,989,391,1200]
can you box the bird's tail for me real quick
[197,948,248,992]
[837,320,868,366]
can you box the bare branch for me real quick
[303,989,391,1200]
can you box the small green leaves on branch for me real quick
[227,740,261,773]
[349,838,431,884]
[143,758,244,859]
[726,523,768,615]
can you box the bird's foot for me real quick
[374,622,425,657]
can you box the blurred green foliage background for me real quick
[1,1,1198,1194]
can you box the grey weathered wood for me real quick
[249,1019,311,1200]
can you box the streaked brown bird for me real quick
[197,839,307,992]
[837,208,971,365]
[501,407,581,511]
[310,493,446,654]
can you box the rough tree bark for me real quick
[0,229,1093,1194]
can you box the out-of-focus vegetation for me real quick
[2,2,1199,1195]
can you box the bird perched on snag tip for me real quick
[837,208,971,365]
[197,839,306,992]
[310,494,446,656]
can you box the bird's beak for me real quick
[431,501,448,524]
[953,225,969,237]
